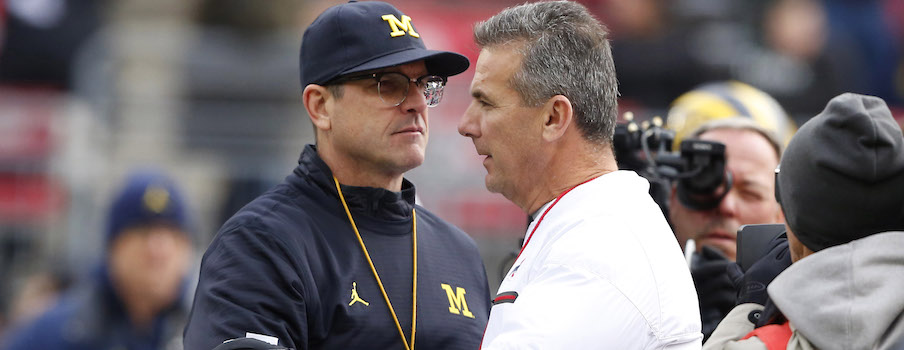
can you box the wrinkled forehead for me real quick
[700,129,780,185]
[472,47,523,93]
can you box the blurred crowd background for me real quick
[1,0,903,337]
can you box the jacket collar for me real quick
[293,144,416,222]
[82,264,186,343]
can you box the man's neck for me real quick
[521,168,615,214]
[520,143,618,214]
[317,145,405,192]
[114,282,166,331]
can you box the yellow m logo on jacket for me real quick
[440,284,474,318]
[381,14,419,38]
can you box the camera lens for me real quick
[676,140,733,211]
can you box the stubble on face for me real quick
[329,61,431,179]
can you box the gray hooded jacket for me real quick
[704,231,904,350]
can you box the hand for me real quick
[727,234,792,306]
[691,246,736,338]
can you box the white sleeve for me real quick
[483,263,660,350]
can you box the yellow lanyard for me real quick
[334,177,417,350]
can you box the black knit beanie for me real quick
[776,93,904,252]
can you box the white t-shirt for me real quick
[481,171,702,349]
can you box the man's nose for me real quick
[717,190,738,218]
[458,104,480,138]
[401,80,428,113]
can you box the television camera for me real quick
[613,112,733,218]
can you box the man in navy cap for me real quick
[184,1,489,350]
[1,170,195,350]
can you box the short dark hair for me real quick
[327,84,344,99]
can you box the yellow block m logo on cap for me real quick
[381,14,419,38]
[440,284,474,318]
[143,185,171,214]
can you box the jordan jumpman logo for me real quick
[349,282,369,306]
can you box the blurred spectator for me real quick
[665,81,794,340]
[823,0,901,105]
[0,0,102,89]
[704,93,904,349]
[182,0,307,233]
[735,0,861,125]
[607,0,721,117]
[5,267,72,328]
[610,0,900,124]
[0,170,194,350]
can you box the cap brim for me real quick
[341,48,470,78]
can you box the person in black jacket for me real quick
[183,1,490,350]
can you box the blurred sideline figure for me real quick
[0,170,194,350]
[3,267,73,329]
[704,93,904,349]
[460,2,701,348]
[665,81,795,339]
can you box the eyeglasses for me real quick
[329,72,448,107]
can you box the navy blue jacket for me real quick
[1,267,187,350]
[184,145,490,350]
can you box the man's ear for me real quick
[304,84,332,132]
[540,95,574,142]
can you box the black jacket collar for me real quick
[293,144,416,222]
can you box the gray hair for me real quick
[690,117,783,159]
[474,1,619,144]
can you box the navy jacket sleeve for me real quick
[1,318,61,350]
[184,222,310,350]
[1,295,86,350]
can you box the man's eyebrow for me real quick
[471,89,490,101]
[736,178,769,191]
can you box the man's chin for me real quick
[698,239,737,261]
[392,152,425,173]
[484,175,503,194]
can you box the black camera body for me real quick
[614,116,733,216]
[736,224,786,272]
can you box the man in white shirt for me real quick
[458,1,702,348]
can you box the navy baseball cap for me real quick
[105,170,191,246]
[300,0,470,87]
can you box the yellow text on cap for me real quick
[381,14,419,38]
